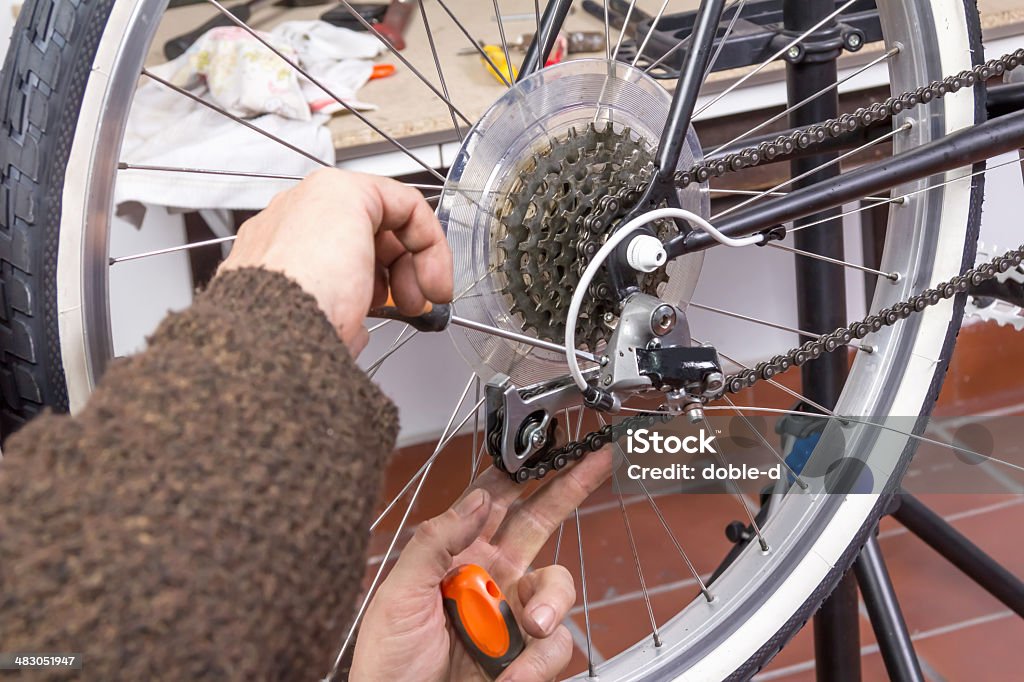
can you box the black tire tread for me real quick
[0,0,117,437]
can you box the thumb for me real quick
[390,488,492,591]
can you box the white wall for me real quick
[108,206,195,358]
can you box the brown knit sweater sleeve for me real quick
[0,268,398,680]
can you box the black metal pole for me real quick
[656,0,727,180]
[893,493,1024,618]
[780,1,858,679]
[669,105,1024,254]
[854,536,925,682]
[784,0,849,407]
[518,0,574,80]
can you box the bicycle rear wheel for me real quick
[0,0,988,678]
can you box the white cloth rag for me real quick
[115,21,383,214]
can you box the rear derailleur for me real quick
[485,293,725,481]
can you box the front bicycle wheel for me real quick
[0,0,992,678]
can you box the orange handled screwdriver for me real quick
[441,564,525,679]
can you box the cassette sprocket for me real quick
[491,121,676,351]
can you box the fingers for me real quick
[516,565,576,639]
[367,175,453,305]
[490,446,614,571]
[390,251,428,316]
[457,466,536,542]
[495,625,573,682]
[387,488,492,591]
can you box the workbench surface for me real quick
[148,0,1024,162]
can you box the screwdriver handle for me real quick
[367,301,451,332]
[441,564,525,680]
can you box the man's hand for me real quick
[220,169,452,354]
[351,448,613,681]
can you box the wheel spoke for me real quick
[369,396,485,533]
[703,341,837,416]
[766,242,900,280]
[141,69,328,169]
[721,394,809,489]
[552,407,585,567]
[471,376,481,484]
[576,508,597,678]
[491,0,515,85]
[116,162,444,191]
[703,407,1024,475]
[470,440,486,485]
[613,468,663,646]
[700,415,770,551]
[602,0,611,61]
[435,0,513,88]
[329,374,479,679]
[790,156,1024,235]
[708,188,894,203]
[203,0,447,182]
[599,414,713,602]
[630,0,672,68]
[693,0,858,119]
[336,0,471,126]
[711,122,912,221]
[450,315,599,363]
[118,162,304,181]
[610,0,638,63]
[110,234,234,265]
[689,301,872,353]
[703,0,747,79]
[642,0,744,75]
[367,325,416,377]
[418,0,464,141]
[708,46,900,157]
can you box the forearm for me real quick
[0,268,397,680]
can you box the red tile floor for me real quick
[368,320,1024,680]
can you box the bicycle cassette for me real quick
[437,58,708,389]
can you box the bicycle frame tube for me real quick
[657,0,727,180]
[667,106,1024,256]
[518,0,575,79]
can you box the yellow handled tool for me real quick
[479,44,518,84]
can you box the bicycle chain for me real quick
[501,49,1024,482]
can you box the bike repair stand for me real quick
[779,2,1024,679]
